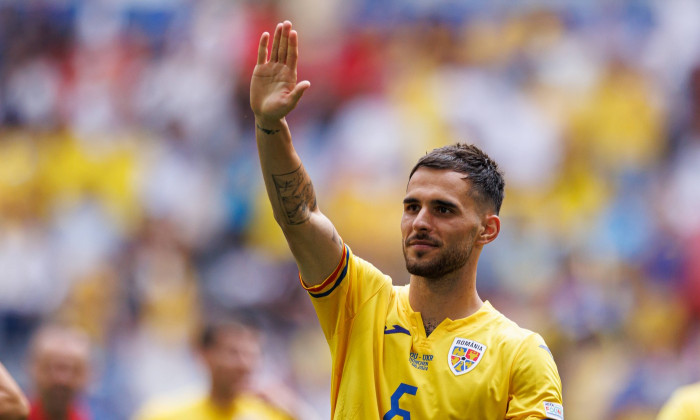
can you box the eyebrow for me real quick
[403,197,459,210]
[433,199,459,210]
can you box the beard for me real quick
[403,232,474,279]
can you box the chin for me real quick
[405,260,441,278]
[404,249,471,279]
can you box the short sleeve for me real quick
[300,244,390,343]
[506,333,564,420]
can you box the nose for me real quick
[412,207,432,232]
[48,362,79,388]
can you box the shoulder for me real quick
[480,303,547,350]
[481,303,559,377]
[305,244,392,299]
[133,394,205,420]
[350,249,391,282]
[659,382,700,418]
[234,393,296,420]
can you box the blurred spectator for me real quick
[27,325,92,420]
[133,319,315,420]
[0,362,29,420]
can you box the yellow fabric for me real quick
[135,393,292,420]
[0,130,38,212]
[568,69,663,170]
[36,131,140,228]
[657,382,700,420]
[304,246,563,419]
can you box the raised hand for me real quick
[250,20,345,291]
[250,21,310,124]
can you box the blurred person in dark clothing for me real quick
[27,325,91,420]
[0,362,29,420]
[135,320,315,420]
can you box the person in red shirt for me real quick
[27,325,91,420]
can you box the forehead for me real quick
[34,336,90,365]
[212,327,260,349]
[406,168,472,201]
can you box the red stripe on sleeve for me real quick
[299,244,347,292]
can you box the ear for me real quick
[476,214,500,245]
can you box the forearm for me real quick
[0,363,29,420]
[255,116,342,285]
[255,117,310,225]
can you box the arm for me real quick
[250,21,343,286]
[0,362,29,420]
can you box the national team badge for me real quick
[448,337,486,375]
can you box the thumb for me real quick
[289,80,311,104]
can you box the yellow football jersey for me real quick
[657,382,700,420]
[134,393,293,420]
[302,245,563,419]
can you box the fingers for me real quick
[264,21,300,68]
[270,23,282,62]
[289,80,311,105]
[257,32,269,65]
[278,21,291,64]
[287,30,299,69]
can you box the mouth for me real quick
[406,237,440,251]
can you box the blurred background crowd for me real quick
[0,0,699,419]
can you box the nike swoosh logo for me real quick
[384,325,410,335]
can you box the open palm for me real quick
[250,21,310,122]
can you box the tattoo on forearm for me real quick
[272,164,318,225]
[256,123,281,135]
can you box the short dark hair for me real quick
[199,318,259,349]
[409,143,505,214]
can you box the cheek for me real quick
[462,225,480,246]
[400,215,412,237]
[446,223,476,245]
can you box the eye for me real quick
[436,206,451,214]
[404,203,419,212]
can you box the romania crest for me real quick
[448,337,486,376]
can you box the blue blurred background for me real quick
[0,0,699,419]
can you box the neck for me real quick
[408,254,483,335]
[208,384,237,410]
[39,400,71,420]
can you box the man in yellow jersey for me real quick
[250,20,564,419]
[657,382,700,420]
[0,362,29,420]
[135,321,304,420]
